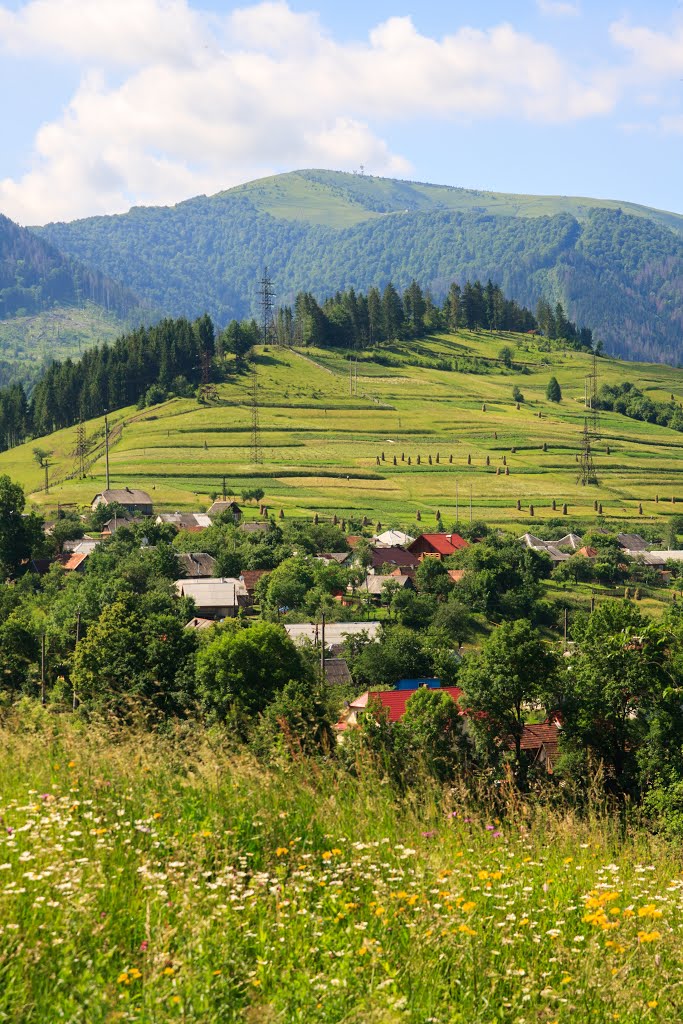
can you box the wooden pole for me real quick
[41,634,46,706]
[104,415,110,491]
[320,612,326,684]
[73,611,81,711]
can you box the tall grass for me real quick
[0,711,680,1022]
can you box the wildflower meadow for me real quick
[0,714,681,1023]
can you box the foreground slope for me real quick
[34,169,683,364]
[6,330,683,528]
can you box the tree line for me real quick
[269,279,592,350]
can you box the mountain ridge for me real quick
[26,169,683,366]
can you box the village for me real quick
[22,481,683,776]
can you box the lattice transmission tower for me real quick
[250,268,274,465]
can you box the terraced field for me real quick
[5,330,683,529]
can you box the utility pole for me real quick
[564,607,568,651]
[104,413,111,490]
[40,634,46,706]
[44,461,49,494]
[320,612,326,684]
[73,611,81,711]
[455,478,459,523]
[470,483,473,524]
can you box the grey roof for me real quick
[239,521,270,533]
[648,550,683,563]
[156,513,212,529]
[285,622,381,645]
[185,617,216,630]
[617,533,649,551]
[63,538,101,553]
[363,574,412,595]
[178,552,216,577]
[555,533,583,550]
[207,500,242,516]
[373,530,415,547]
[94,488,153,506]
[316,552,351,565]
[175,577,248,607]
[519,534,568,560]
[324,659,353,686]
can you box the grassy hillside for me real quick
[0,303,138,388]
[6,330,683,530]
[1,715,680,1023]
[34,169,683,365]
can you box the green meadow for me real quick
[0,715,680,1024]
[5,329,683,530]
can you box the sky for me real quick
[0,0,682,224]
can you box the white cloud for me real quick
[0,0,618,223]
[610,18,683,77]
[536,0,580,18]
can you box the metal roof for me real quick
[285,622,381,645]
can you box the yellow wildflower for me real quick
[458,924,476,936]
[163,967,175,976]
[561,975,572,986]
[462,901,476,913]
[275,847,289,857]
[117,972,130,985]
[647,1001,658,1009]
[637,930,661,944]
[638,905,662,919]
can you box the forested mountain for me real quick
[33,170,683,366]
[0,213,142,321]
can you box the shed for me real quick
[373,530,415,548]
[616,533,649,552]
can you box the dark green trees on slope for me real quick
[34,181,683,364]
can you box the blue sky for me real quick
[0,0,682,223]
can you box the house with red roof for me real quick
[408,534,469,560]
[338,685,463,732]
[508,721,561,772]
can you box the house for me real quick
[285,621,381,647]
[60,552,89,573]
[207,500,242,522]
[510,721,561,772]
[316,551,353,566]
[395,678,441,690]
[362,574,414,601]
[373,529,415,548]
[156,512,212,532]
[239,521,270,535]
[447,569,467,583]
[616,533,649,552]
[408,533,469,560]
[240,569,270,603]
[324,659,353,686]
[518,533,569,563]
[575,546,598,559]
[555,533,583,551]
[647,550,683,564]
[175,577,249,619]
[341,685,462,728]
[184,617,216,631]
[91,488,154,516]
[369,546,420,572]
[177,552,216,578]
[62,538,100,555]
